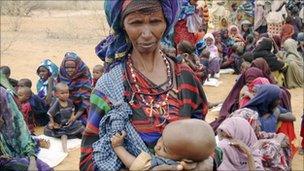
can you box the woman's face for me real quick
[230,27,237,35]
[65,60,77,77]
[123,11,166,54]
[38,66,50,81]
[242,24,249,31]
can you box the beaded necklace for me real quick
[127,51,173,126]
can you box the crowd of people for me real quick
[0,0,303,170]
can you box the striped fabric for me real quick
[80,59,208,171]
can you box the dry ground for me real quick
[1,10,303,170]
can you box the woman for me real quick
[58,52,92,125]
[243,84,295,133]
[0,87,52,171]
[36,59,58,106]
[251,57,276,83]
[253,37,286,85]
[282,38,303,88]
[217,117,264,170]
[229,108,292,170]
[212,67,270,129]
[81,1,208,170]
[240,20,253,40]
[228,25,245,45]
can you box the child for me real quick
[44,83,85,152]
[18,78,32,89]
[245,34,255,52]
[92,64,104,87]
[0,66,18,88]
[17,87,36,134]
[36,59,58,106]
[18,78,49,126]
[240,61,251,74]
[111,119,216,170]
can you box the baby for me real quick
[0,66,18,88]
[18,78,32,89]
[17,87,36,134]
[111,119,216,170]
[92,64,104,87]
[44,83,85,152]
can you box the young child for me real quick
[0,66,18,88]
[17,87,36,134]
[18,78,32,89]
[36,59,58,106]
[92,64,104,87]
[245,34,255,52]
[44,83,85,152]
[111,119,216,170]
[18,78,49,126]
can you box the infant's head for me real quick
[154,119,216,162]
[18,78,32,89]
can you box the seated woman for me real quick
[58,52,92,125]
[243,84,296,133]
[212,67,270,129]
[217,117,264,170]
[36,59,58,106]
[281,38,303,88]
[230,108,292,170]
[80,1,209,170]
[228,25,245,47]
[0,87,52,171]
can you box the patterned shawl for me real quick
[36,59,58,99]
[58,52,92,111]
[95,0,179,67]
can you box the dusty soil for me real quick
[1,10,303,170]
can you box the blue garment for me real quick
[259,114,277,133]
[95,0,180,68]
[29,94,49,126]
[244,84,282,116]
[195,39,207,56]
[178,0,196,21]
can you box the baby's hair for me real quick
[201,49,210,58]
[18,87,32,98]
[18,78,32,88]
[54,82,69,92]
[246,34,254,43]
[93,64,104,72]
[0,66,11,77]
[177,40,195,54]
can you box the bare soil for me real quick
[1,10,303,170]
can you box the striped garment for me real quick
[80,59,208,171]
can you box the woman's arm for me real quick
[278,112,296,122]
[45,77,54,106]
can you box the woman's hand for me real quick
[111,131,126,148]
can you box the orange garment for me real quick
[281,24,294,44]
[195,31,205,44]
[277,121,297,157]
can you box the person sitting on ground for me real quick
[221,44,244,74]
[0,86,52,171]
[58,52,92,125]
[203,33,221,78]
[240,61,250,75]
[111,119,216,170]
[17,87,36,134]
[217,117,264,170]
[244,34,255,52]
[44,83,85,152]
[0,65,18,88]
[92,64,104,88]
[36,59,59,106]
[18,78,49,126]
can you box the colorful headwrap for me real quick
[178,0,196,21]
[36,59,59,99]
[58,52,92,111]
[95,0,179,66]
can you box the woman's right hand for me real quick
[111,131,126,148]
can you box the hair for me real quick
[0,66,11,77]
[200,49,210,58]
[246,34,254,44]
[18,78,32,88]
[177,40,195,55]
[122,0,162,21]
[54,82,69,92]
[241,52,254,63]
[285,16,292,24]
[93,64,104,72]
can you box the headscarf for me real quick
[211,68,268,130]
[251,58,276,83]
[36,59,58,99]
[228,25,245,42]
[58,52,92,111]
[248,77,270,92]
[244,84,281,116]
[217,117,263,170]
[281,24,294,44]
[283,38,303,60]
[95,0,179,66]
[229,108,260,133]
[203,33,219,59]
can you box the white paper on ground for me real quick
[203,78,222,87]
[210,103,223,112]
[35,135,82,168]
[219,68,235,74]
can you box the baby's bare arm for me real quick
[111,131,136,168]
